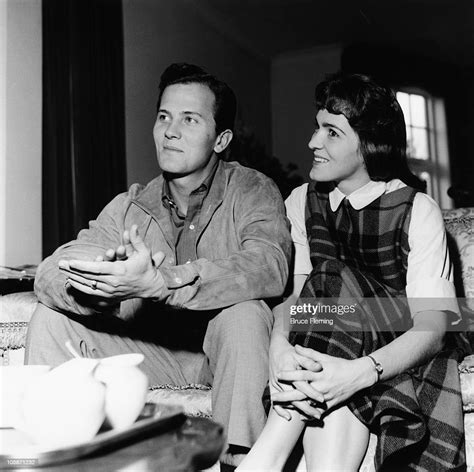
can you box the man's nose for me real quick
[164,120,181,139]
[308,129,323,150]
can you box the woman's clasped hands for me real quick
[273,345,374,420]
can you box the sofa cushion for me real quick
[442,208,474,306]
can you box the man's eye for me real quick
[158,113,169,122]
[185,116,198,124]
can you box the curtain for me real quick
[42,0,126,257]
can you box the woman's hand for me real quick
[273,345,375,415]
[269,335,299,420]
[270,338,325,420]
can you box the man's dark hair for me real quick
[156,63,237,134]
[314,73,425,190]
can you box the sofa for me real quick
[1,207,473,470]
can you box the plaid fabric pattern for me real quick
[290,183,467,471]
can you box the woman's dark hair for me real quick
[157,63,237,135]
[314,73,425,191]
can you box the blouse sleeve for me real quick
[285,183,312,276]
[406,192,460,320]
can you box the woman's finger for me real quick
[294,353,322,372]
[272,389,307,403]
[294,345,329,362]
[273,404,292,421]
[278,369,321,383]
[292,400,322,419]
[293,380,325,403]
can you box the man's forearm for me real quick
[35,253,113,316]
[159,245,289,311]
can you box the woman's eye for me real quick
[328,129,339,138]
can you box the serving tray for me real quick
[0,403,185,469]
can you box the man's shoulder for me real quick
[220,160,277,188]
[126,175,164,200]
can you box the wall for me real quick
[0,0,42,266]
[271,44,341,179]
[122,0,271,186]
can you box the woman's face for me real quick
[308,109,370,195]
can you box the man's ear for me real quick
[213,129,233,154]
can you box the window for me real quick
[396,90,452,208]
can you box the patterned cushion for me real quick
[147,384,212,418]
[442,207,474,306]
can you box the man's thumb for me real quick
[129,225,147,252]
[152,251,166,267]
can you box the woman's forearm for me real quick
[358,310,448,388]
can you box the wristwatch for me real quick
[367,354,383,383]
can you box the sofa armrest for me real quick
[0,292,37,362]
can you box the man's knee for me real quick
[204,301,272,357]
[25,303,70,364]
[214,300,272,334]
[28,303,65,337]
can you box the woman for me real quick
[237,73,466,471]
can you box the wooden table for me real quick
[2,416,224,472]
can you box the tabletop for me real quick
[2,416,224,472]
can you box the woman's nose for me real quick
[308,130,323,150]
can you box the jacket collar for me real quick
[133,160,228,242]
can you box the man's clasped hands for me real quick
[59,225,166,303]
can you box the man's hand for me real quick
[272,345,373,416]
[59,225,166,302]
[94,227,135,262]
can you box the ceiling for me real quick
[198,0,474,67]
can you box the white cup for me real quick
[0,365,51,428]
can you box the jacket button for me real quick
[189,224,195,230]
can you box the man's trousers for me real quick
[25,300,273,449]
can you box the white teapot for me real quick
[21,358,106,447]
[94,353,148,430]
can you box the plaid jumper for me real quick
[290,182,466,471]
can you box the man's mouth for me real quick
[163,145,183,152]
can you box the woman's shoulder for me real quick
[286,183,309,203]
[285,183,308,219]
[386,179,442,214]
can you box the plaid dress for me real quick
[289,182,467,471]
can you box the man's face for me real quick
[154,82,220,178]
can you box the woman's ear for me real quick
[214,129,233,154]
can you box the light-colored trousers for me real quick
[25,300,273,449]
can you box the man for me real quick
[25,63,291,463]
